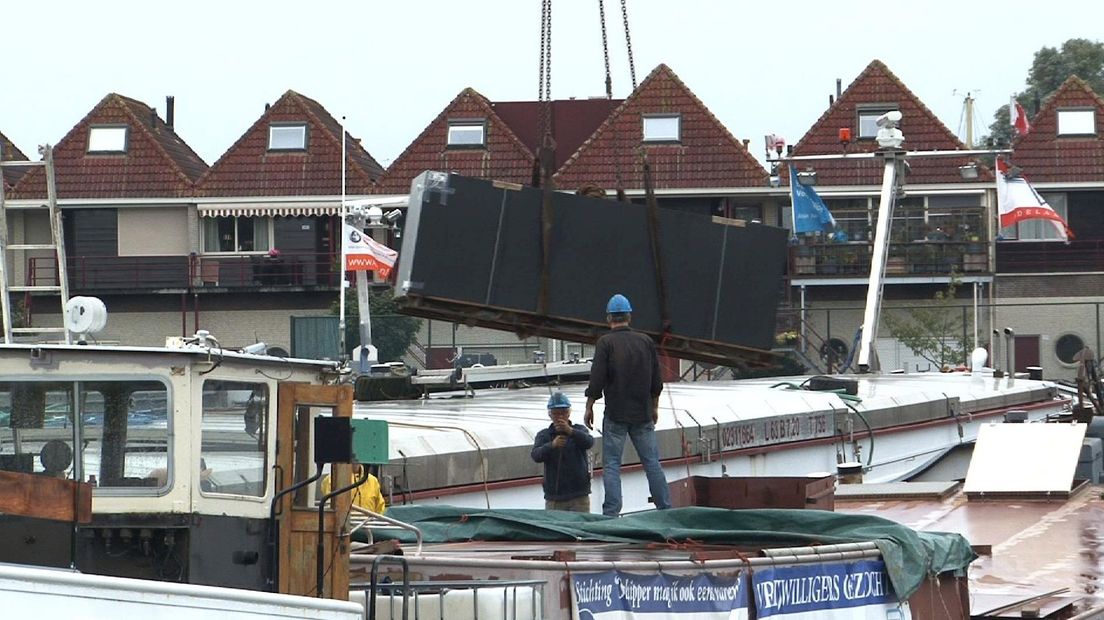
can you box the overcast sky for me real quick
[2,1,1100,169]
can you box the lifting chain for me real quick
[620,0,637,90]
[537,0,553,139]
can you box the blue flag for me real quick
[790,166,836,234]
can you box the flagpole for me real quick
[339,116,348,362]
[988,156,998,360]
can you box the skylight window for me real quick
[268,124,308,151]
[88,126,128,153]
[857,106,899,139]
[447,120,486,147]
[1057,109,1095,136]
[642,114,681,142]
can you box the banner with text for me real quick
[753,560,910,619]
[343,223,398,277]
[572,571,749,620]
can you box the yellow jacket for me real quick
[321,469,386,514]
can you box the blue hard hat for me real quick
[606,294,632,314]
[547,391,571,410]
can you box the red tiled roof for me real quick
[1010,76,1104,183]
[373,88,536,193]
[790,60,989,185]
[10,93,208,199]
[493,98,622,170]
[1,131,29,190]
[555,64,768,190]
[195,90,382,197]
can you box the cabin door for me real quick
[1014,335,1041,373]
[273,382,354,599]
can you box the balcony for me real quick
[996,240,1104,273]
[789,241,991,279]
[28,252,343,293]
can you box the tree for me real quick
[984,38,1104,146]
[883,277,970,370]
[332,288,422,362]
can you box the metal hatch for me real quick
[963,422,1088,500]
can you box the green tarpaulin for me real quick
[363,505,975,601]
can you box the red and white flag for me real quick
[343,223,398,277]
[1010,97,1031,137]
[996,158,1071,241]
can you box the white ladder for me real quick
[0,144,71,343]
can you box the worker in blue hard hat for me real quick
[584,293,671,516]
[531,391,595,512]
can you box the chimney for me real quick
[829,95,834,106]
[265,103,271,112]
[742,139,750,149]
[150,108,157,127]
[166,96,175,129]
[836,78,842,99]
[1033,91,1041,115]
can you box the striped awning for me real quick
[198,203,340,218]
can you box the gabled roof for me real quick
[10,93,209,199]
[555,64,768,190]
[0,131,29,190]
[1011,76,1104,183]
[790,60,988,185]
[195,90,383,197]
[372,88,536,194]
[492,98,622,171]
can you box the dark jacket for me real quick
[531,422,594,501]
[585,326,662,424]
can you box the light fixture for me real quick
[958,163,979,180]
[797,168,818,186]
[383,209,402,224]
[366,206,383,226]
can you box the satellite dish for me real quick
[64,296,108,337]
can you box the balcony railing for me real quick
[789,241,990,278]
[996,240,1104,273]
[28,252,343,292]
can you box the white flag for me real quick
[343,224,398,277]
[996,159,1071,241]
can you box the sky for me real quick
[2,1,1102,169]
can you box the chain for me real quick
[620,0,637,89]
[598,0,612,99]
[537,0,553,140]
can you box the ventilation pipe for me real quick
[1004,327,1016,385]
[166,96,175,129]
[836,78,842,99]
[991,329,1002,377]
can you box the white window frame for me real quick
[268,124,308,151]
[201,215,274,254]
[642,114,681,143]
[1057,109,1095,136]
[447,120,486,147]
[856,105,899,139]
[88,125,129,153]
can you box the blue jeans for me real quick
[601,418,671,516]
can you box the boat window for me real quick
[1055,333,1086,365]
[0,380,170,492]
[200,380,268,497]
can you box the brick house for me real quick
[5,91,384,353]
[783,60,995,372]
[990,76,1104,376]
[1,131,29,191]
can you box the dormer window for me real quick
[1057,109,1095,136]
[88,125,128,153]
[268,124,308,151]
[642,114,681,143]
[447,120,486,147]
[857,105,899,139]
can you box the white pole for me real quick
[339,116,347,361]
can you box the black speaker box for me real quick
[313,416,353,464]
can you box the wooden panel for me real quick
[0,471,92,523]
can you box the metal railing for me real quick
[996,239,1104,272]
[27,251,345,291]
[789,241,990,278]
